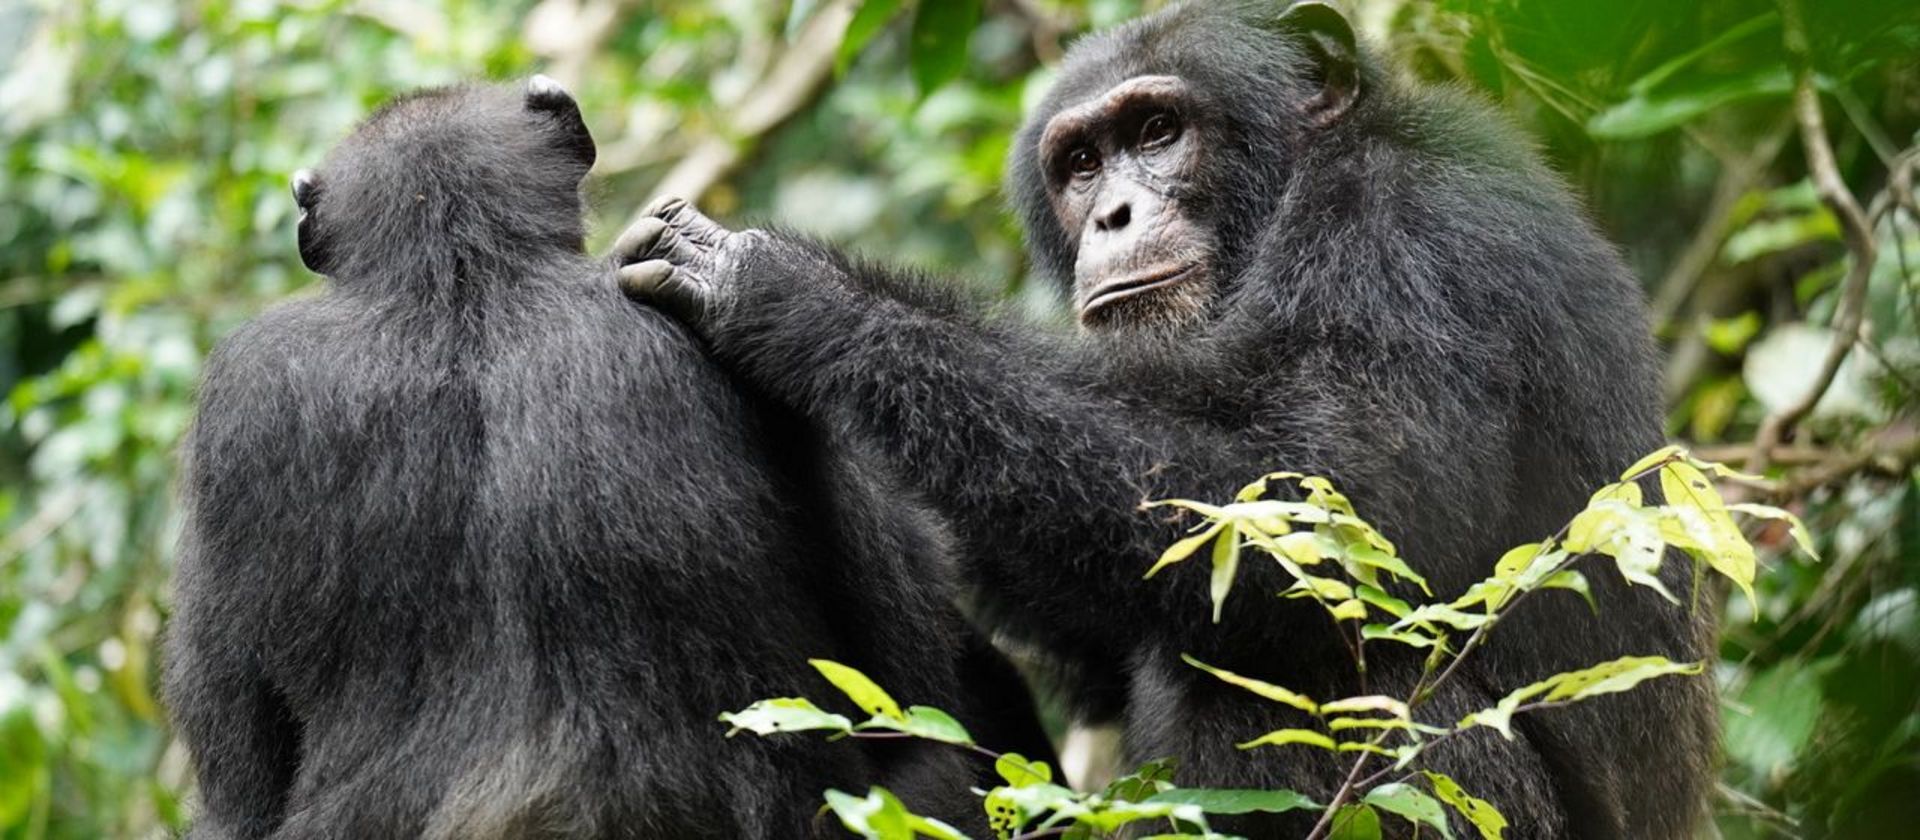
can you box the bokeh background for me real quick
[2,0,1917,837]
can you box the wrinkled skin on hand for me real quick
[611,196,761,329]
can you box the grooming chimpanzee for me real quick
[613,1,1717,836]
[163,78,1042,838]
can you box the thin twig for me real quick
[622,0,861,227]
[1746,0,1880,475]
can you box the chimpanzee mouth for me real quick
[1082,263,1200,318]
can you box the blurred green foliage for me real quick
[1,1,1916,837]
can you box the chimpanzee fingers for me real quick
[645,195,733,249]
[611,217,670,268]
[618,260,708,324]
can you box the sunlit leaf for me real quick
[811,659,904,721]
[824,787,967,839]
[1728,502,1820,561]
[1141,788,1319,815]
[995,752,1053,787]
[1320,695,1410,719]
[718,698,853,737]
[1237,728,1337,751]
[1355,585,1411,618]
[1328,804,1383,840]
[1363,782,1453,839]
[1147,521,1225,579]
[1361,623,1442,649]
[1210,522,1242,623]
[1423,771,1507,840]
[1184,655,1319,713]
[897,705,973,745]
[1328,598,1368,621]
[1620,445,1685,480]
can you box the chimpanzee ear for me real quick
[1276,1,1360,126]
[524,74,597,173]
[291,169,334,275]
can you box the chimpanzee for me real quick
[162,78,1042,839]
[612,1,1718,836]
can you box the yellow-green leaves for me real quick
[1424,771,1507,840]
[1362,782,1453,839]
[1184,655,1319,713]
[1460,655,1703,738]
[1146,521,1225,579]
[1238,728,1338,751]
[1210,522,1242,624]
[812,658,904,720]
[823,787,967,840]
[1145,474,1424,630]
[718,697,852,737]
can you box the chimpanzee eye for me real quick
[1139,112,1181,149]
[1068,147,1102,177]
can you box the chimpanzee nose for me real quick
[1094,201,1132,233]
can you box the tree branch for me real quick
[621,0,859,229]
[1745,0,1879,475]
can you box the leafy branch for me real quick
[715,446,1810,839]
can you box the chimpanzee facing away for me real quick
[614,1,1717,836]
[163,78,1043,839]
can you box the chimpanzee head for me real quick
[1007,1,1372,330]
[291,76,596,280]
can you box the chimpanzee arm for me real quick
[163,592,300,840]
[165,331,304,839]
[621,226,1505,650]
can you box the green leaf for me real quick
[1620,445,1685,480]
[1102,757,1178,802]
[1328,716,1446,735]
[1142,787,1319,815]
[1354,585,1411,618]
[1210,522,1242,623]
[1660,461,1756,604]
[1567,502,1678,604]
[837,0,908,73]
[1320,695,1410,719]
[1363,783,1453,839]
[1623,11,1779,96]
[1393,603,1495,632]
[1236,471,1304,502]
[1237,728,1337,751]
[1728,502,1821,561]
[996,752,1053,787]
[1346,543,1429,594]
[823,787,967,839]
[1328,598,1368,621]
[1723,209,1840,264]
[1461,655,1703,738]
[1284,575,1355,602]
[898,705,973,745]
[1360,623,1442,649]
[1587,65,1793,139]
[1540,571,1596,612]
[1147,521,1225,579]
[907,0,981,93]
[1328,804,1383,840]
[717,697,853,737]
[1184,655,1319,713]
[811,659,904,721]
[1423,771,1507,840]
[1723,662,1822,778]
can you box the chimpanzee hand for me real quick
[611,196,762,330]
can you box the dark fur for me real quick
[163,82,1044,838]
[626,2,1718,836]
